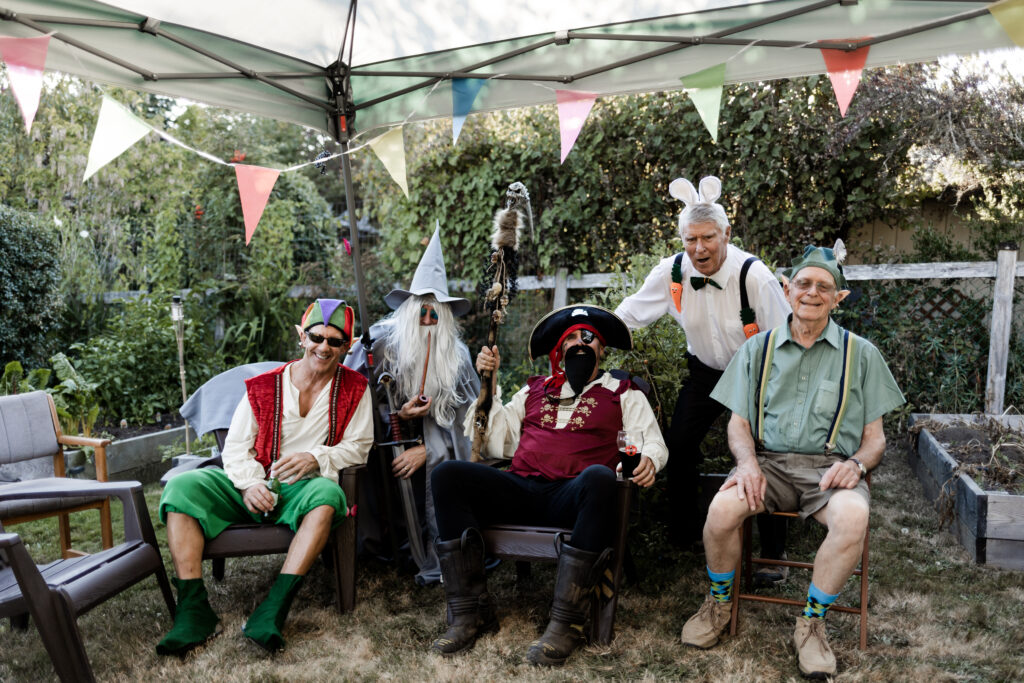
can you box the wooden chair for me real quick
[481,477,633,645]
[0,391,113,558]
[160,363,363,614]
[729,474,872,649]
[0,478,175,683]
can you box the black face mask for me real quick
[564,344,598,396]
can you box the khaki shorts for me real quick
[727,451,870,520]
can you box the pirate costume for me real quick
[429,305,668,665]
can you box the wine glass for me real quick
[616,430,644,479]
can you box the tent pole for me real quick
[339,140,370,339]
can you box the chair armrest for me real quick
[339,464,366,508]
[0,532,22,549]
[0,478,150,542]
[58,434,111,481]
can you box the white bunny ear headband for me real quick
[668,176,722,205]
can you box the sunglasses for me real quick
[420,306,439,321]
[306,331,348,348]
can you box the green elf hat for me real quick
[781,240,849,290]
[300,298,355,340]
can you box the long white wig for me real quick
[378,294,470,428]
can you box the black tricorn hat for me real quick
[528,305,633,360]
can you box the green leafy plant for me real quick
[0,360,51,395]
[48,352,100,437]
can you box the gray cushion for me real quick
[0,392,59,465]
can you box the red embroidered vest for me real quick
[245,361,368,476]
[508,375,628,481]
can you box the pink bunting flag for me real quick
[234,164,280,245]
[820,44,870,117]
[343,237,352,255]
[555,90,597,164]
[0,35,50,133]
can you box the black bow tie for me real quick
[690,276,722,291]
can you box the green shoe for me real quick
[156,578,220,656]
[242,573,305,652]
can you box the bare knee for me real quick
[824,495,869,544]
[704,492,750,537]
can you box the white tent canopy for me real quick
[1,0,1015,138]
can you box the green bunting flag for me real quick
[681,63,726,143]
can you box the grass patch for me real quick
[2,441,1023,681]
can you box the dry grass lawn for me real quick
[3,437,1023,682]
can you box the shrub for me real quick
[0,204,62,366]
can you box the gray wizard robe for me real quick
[344,320,479,584]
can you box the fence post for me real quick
[985,243,1018,415]
[552,268,569,310]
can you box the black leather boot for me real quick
[526,543,612,666]
[429,528,498,656]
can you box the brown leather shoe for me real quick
[681,594,732,649]
[793,616,837,679]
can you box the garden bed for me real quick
[908,413,1024,570]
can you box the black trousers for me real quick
[431,460,617,553]
[668,353,786,557]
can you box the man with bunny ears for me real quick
[615,175,790,559]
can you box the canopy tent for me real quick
[0,0,1015,137]
[1,0,1019,331]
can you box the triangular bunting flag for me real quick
[990,0,1024,45]
[234,164,280,244]
[83,96,153,181]
[452,78,486,144]
[820,45,871,117]
[681,63,726,143]
[369,126,409,197]
[0,35,50,133]
[555,90,597,164]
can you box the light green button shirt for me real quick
[710,318,905,457]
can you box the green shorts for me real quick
[159,467,347,539]
[728,451,870,520]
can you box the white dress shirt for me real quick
[463,372,669,472]
[221,363,374,490]
[615,245,791,371]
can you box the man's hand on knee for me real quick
[818,460,861,491]
[722,460,766,511]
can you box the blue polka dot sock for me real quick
[802,581,839,619]
[707,567,735,604]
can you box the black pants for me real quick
[668,353,786,556]
[431,460,617,553]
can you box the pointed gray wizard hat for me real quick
[384,223,472,317]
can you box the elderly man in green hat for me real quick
[680,245,904,678]
[157,299,373,655]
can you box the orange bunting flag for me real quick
[820,44,870,117]
[234,164,280,245]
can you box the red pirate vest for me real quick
[245,361,368,476]
[508,375,628,481]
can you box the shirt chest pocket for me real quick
[813,380,840,414]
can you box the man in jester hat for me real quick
[157,299,372,655]
[680,245,904,678]
[615,175,791,581]
[428,305,668,666]
[345,225,480,585]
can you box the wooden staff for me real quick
[471,183,530,460]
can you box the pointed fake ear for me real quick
[698,176,722,203]
[294,324,305,340]
[668,178,699,205]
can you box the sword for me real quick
[377,370,428,568]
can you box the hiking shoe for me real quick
[681,594,732,649]
[753,552,790,588]
[793,616,836,679]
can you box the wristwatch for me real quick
[849,457,867,479]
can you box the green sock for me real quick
[156,578,219,656]
[242,573,305,652]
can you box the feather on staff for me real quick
[471,183,530,460]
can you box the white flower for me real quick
[79,230,90,238]
[54,216,64,227]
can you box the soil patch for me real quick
[912,417,1024,494]
[95,414,186,441]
